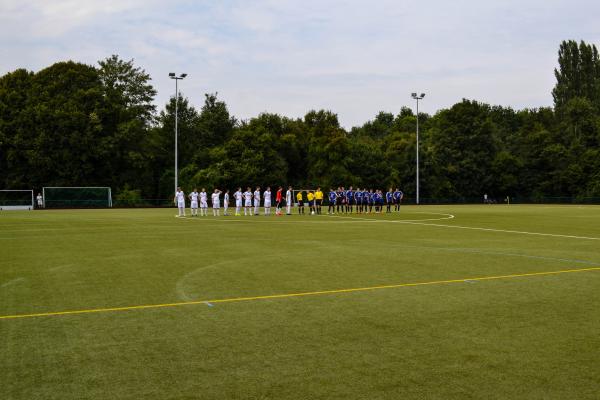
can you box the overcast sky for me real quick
[1,0,599,128]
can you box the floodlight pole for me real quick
[170,73,187,194]
[411,92,425,205]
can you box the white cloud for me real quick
[1,0,600,127]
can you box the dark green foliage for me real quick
[553,40,600,111]
[2,41,600,201]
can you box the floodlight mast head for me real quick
[411,92,417,98]
[169,72,187,80]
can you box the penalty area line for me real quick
[1,267,600,321]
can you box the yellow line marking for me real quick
[1,267,599,321]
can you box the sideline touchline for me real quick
[1,267,600,321]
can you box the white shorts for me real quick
[254,200,260,206]
[191,201,198,209]
[224,201,229,208]
[236,200,242,207]
[201,200,208,208]
[264,201,271,208]
[245,200,252,207]
[178,201,185,208]
[213,202,220,209]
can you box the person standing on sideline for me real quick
[264,187,272,216]
[234,187,243,216]
[243,187,253,216]
[285,186,292,215]
[253,186,261,215]
[223,189,230,216]
[315,187,324,215]
[189,188,199,216]
[211,189,222,216]
[296,190,305,214]
[174,187,186,217]
[36,193,43,209]
[276,186,283,216]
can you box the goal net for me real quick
[42,187,112,208]
[0,190,34,210]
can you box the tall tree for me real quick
[0,69,34,188]
[553,40,600,111]
[97,55,157,190]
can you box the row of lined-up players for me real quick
[174,186,404,217]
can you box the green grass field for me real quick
[1,205,600,399]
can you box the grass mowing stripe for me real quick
[2,266,599,321]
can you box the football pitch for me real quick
[1,205,600,399]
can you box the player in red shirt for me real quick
[275,186,283,216]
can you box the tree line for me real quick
[1,40,599,203]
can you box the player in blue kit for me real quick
[377,190,385,213]
[373,189,380,213]
[328,188,337,214]
[354,189,362,213]
[393,188,403,211]
[335,187,343,213]
[386,188,393,213]
[345,186,354,213]
[364,189,371,213]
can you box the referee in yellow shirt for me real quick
[296,190,305,214]
[307,191,315,214]
[314,187,324,215]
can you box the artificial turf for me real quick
[1,205,599,399]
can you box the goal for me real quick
[42,187,113,208]
[0,190,34,210]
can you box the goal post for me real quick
[42,187,112,208]
[0,190,34,210]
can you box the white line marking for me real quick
[175,212,456,224]
[1,277,25,289]
[328,215,600,241]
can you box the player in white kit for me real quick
[286,186,292,215]
[211,189,222,216]
[223,190,230,216]
[243,187,253,216]
[234,187,243,216]
[253,187,261,215]
[189,188,199,216]
[199,188,208,216]
[263,187,272,216]
[174,187,186,217]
